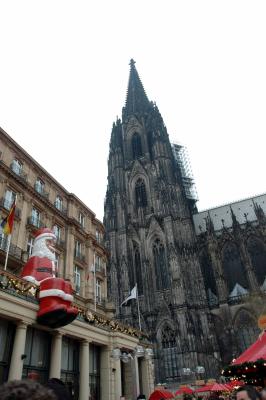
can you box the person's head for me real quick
[261,388,266,400]
[236,385,262,400]
[45,378,71,400]
[0,380,56,400]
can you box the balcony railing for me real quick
[27,216,45,229]
[0,236,22,259]
[34,184,49,199]
[55,238,65,248]
[95,264,106,275]
[54,201,67,215]
[74,252,85,263]
[10,163,27,182]
[96,296,105,306]
[228,293,249,305]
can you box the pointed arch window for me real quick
[134,244,143,295]
[132,132,143,159]
[135,179,147,208]
[153,239,169,290]
[234,311,260,353]
[199,249,217,305]
[247,236,266,286]
[161,325,179,380]
[222,242,248,292]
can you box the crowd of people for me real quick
[0,378,72,400]
[0,380,265,400]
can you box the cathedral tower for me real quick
[104,60,220,384]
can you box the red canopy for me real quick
[232,331,266,365]
[209,383,230,392]
[149,389,174,400]
[195,385,213,393]
[195,383,230,393]
[175,387,194,395]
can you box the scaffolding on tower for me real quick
[172,142,198,207]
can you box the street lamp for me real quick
[111,346,153,361]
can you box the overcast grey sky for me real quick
[0,1,265,221]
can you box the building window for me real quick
[23,327,51,384]
[74,265,81,294]
[135,179,147,208]
[96,279,102,304]
[132,132,143,159]
[79,212,85,228]
[55,195,63,211]
[3,189,16,210]
[247,236,266,286]
[11,159,22,175]
[61,337,79,400]
[89,344,101,400]
[74,241,82,259]
[0,233,8,252]
[35,178,44,194]
[31,208,41,227]
[53,225,61,241]
[153,239,169,290]
[161,325,180,381]
[222,242,249,292]
[0,318,15,385]
[27,236,34,256]
[95,255,101,272]
[95,229,100,243]
[234,311,260,354]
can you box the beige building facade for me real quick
[0,127,154,400]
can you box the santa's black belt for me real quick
[36,268,52,273]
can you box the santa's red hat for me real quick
[34,227,56,241]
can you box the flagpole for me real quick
[4,235,11,271]
[136,283,142,331]
[3,196,17,271]
[94,252,97,311]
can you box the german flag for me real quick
[1,201,16,235]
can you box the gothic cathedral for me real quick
[104,60,221,384]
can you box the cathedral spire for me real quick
[123,59,151,119]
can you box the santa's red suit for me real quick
[21,228,78,328]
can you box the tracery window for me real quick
[247,236,266,286]
[234,311,260,354]
[199,250,217,304]
[153,239,169,290]
[135,179,147,208]
[222,242,248,292]
[132,132,143,159]
[161,326,179,380]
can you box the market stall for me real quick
[222,331,266,385]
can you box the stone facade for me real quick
[194,196,266,365]
[0,126,154,400]
[104,60,222,386]
[104,60,266,387]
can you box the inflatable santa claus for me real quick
[21,228,78,328]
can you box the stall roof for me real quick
[232,331,266,365]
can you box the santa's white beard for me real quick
[32,238,56,261]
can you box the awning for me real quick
[149,389,175,400]
[195,383,230,393]
[232,331,266,364]
[175,387,194,395]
